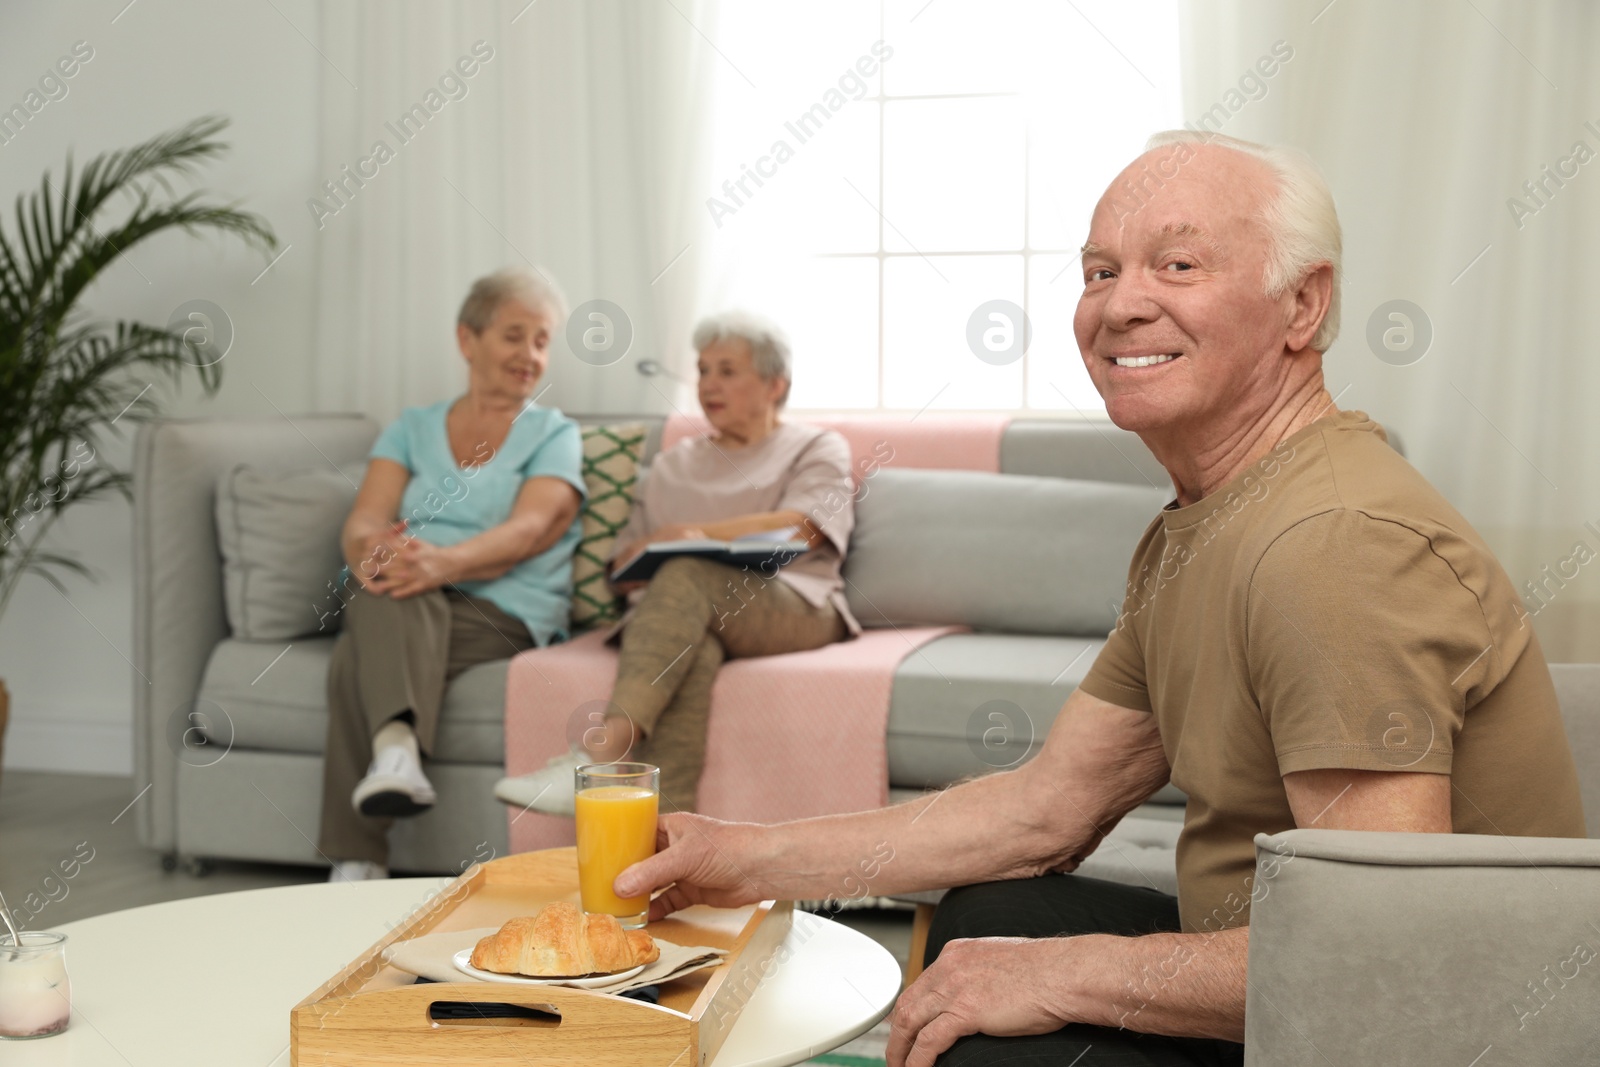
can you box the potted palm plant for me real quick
[0,115,276,783]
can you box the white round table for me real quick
[3,878,902,1066]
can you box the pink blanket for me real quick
[504,625,964,850]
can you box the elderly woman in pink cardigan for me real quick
[494,312,861,814]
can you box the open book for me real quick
[610,525,810,583]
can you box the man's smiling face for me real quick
[1074,144,1303,435]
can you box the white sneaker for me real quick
[494,751,582,816]
[352,745,437,818]
[328,858,388,882]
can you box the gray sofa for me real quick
[131,413,1189,875]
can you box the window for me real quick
[702,0,1182,415]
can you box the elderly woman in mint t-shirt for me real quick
[317,267,587,883]
[495,311,860,817]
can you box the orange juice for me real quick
[575,785,658,920]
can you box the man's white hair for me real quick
[1145,130,1342,353]
[692,310,793,407]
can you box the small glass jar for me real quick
[0,931,71,1039]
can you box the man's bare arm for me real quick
[1282,766,1452,833]
[617,687,1169,913]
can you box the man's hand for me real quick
[613,813,768,921]
[887,936,1080,1067]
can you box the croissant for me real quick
[470,901,659,977]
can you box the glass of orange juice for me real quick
[574,762,659,929]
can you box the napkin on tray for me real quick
[382,926,727,994]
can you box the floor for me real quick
[1,768,907,1063]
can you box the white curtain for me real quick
[311,0,720,423]
[1178,0,1600,660]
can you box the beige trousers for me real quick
[610,557,848,813]
[317,586,533,864]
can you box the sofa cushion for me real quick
[886,631,1186,804]
[999,418,1169,486]
[887,632,1099,787]
[570,423,646,630]
[659,412,1007,475]
[842,469,1167,635]
[194,637,510,764]
[216,462,365,641]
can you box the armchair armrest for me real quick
[1244,828,1600,1066]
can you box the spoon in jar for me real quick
[0,889,19,959]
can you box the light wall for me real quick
[0,0,323,773]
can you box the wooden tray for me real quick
[290,847,793,1066]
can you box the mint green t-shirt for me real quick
[369,399,586,646]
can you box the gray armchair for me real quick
[1244,827,1600,1063]
[1243,662,1600,1063]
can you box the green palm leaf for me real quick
[0,114,277,615]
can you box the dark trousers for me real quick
[924,875,1246,1066]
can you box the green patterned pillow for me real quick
[571,422,646,630]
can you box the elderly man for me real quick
[614,131,1586,1066]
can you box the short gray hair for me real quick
[692,311,793,407]
[457,267,567,333]
[1144,130,1342,353]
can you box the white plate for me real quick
[452,949,646,988]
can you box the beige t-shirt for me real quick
[608,422,861,636]
[1078,409,1585,933]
